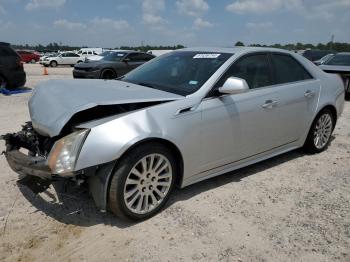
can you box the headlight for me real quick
[47,129,89,176]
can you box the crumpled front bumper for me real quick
[4,149,51,179]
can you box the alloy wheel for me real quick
[313,113,332,149]
[123,153,173,215]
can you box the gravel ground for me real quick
[0,64,349,262]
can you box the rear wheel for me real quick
[303,109,334,153]
[108,143,177,220]
[50,61,57,67]
[0,75,7,89]
[101,69,117,79]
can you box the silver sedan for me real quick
[2,47,345,220]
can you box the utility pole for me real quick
[330,34,334,50]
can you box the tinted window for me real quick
[325,54,350,66]
[271,54,312,84]
[102,52,127,61]
[123,51,232,96]
[0,46,18,57]
[215,54,272,90]
[127,53,145,62]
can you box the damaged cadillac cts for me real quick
[1,47,345,220]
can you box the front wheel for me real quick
[303,109,334,153]
[50,61,58,67]
[101,69,117,79]
[108,143,177,220]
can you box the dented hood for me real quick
[29,79,182,137]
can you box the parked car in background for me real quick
[16,50,40,63]
[2,47,344,220]
[42,52,83,67]
[147,50,174,56]
[39,53,56,65]
[319,52,350,100]
[314,53,335,65]
[0,42,26,89]
[85,50,123,62]
[302,49,336,62]
[73,51,155,79]
[77,48,103,58]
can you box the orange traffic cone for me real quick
[43,67,49,75]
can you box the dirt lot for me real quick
[0,64,349,262]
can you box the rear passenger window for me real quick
[215,54,273,90]
[271,54,312,84]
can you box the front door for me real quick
[199,53,282,173]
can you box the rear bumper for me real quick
[4,149,51,179]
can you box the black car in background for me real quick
[0,42,26,90]
[73,51,155,79]
[302,49,336,62]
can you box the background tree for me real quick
[234,41,245,46]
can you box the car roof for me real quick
[178,46,294,55]
[336,52,350,55]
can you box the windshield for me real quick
[102,52,127,61]
[122,51,232,96]
[100,51,114,57]
[319,54,334,63]
[325,54,350,66]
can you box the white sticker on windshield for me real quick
[117,53,124,56]
[189,80,198,85]
[193,54,221,59]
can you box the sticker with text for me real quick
[193,54,221,59]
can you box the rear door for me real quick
[268,53,320,142]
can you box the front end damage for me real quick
[1,122,113,211]
[2,122,54,180]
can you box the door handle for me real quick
[262,100,278,109]
[304,90,315,99]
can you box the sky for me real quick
[0,0,349,48]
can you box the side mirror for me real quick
[218,77,249,95]
[123,58,130,62]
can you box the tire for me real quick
[101,69,117,79]
[50,61,58,67]
[303,109,334,154]
[346,93,350,101]
[0,75,7,89]
[108,142,177,221]
[77,60,83,64]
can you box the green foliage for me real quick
[248,42,350,52]
[9,41,350,53]
[11,42,185,52]
[234,41,245,46]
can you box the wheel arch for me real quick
[316,104,338,125]
[115,137,184,187]
[100,67,117,78]
[87,137,185,212]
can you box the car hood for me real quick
[319,64,350,72]
[29,79,183,137]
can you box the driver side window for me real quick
[214,53,273,90]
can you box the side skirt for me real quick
[182,142,300,187]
